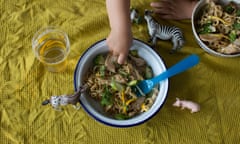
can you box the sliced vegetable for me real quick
[110,79,125,91]
[127,80,138,86]
[121,91,127,114]
[126,98,136,106]
[114,114,129,120]
[141,103,148,112]
[198,22,214,34]
[207,16,231,26]
[101,86,113,106]
[229,30,237,42]
[233,22,240,30]
[118,69,129,77]
[120,92,136,114]
[236,9,240,16]
[121,91,126,104]
[130,50,138,57]
[145,66,153,79]
[224,5,235,14]
[94,54,105,65]
[99,65,105,77]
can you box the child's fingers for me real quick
[153,8,170,15]
[150,2,163,8]
[156,14,174,20]
[118,53,127,64]
[150,0,170,8]
[150,1,172,15]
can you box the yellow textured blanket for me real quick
[1,0,240,143]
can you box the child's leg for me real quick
[150,0,198,20]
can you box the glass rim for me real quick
[32,26,68,44]
[32,26,70,62]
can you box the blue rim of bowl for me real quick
[73,38,168,128]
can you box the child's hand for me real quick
[106,0,132,64]
[106,28,132,64]
[150,0,197,20]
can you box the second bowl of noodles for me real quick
[192,0,240,57]
[74,39,168,127]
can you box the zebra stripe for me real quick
[144,11,185,52]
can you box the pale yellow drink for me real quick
[32,27,70,72]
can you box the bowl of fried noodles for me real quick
[74,39,168,127]
[192,0,240,57]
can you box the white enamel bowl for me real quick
[192,0,240,57]
[74,39,168,127]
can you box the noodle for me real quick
[84,50,158,120]
[196,0,240,54]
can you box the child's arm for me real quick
[106,0,132,64]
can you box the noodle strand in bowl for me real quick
[196,0,240,55]
[84,50,158,120]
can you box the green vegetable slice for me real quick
[110,79,125,91]
[94,54,105,65]
[101,86,113,106]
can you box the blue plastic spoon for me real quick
[133,54,200,97]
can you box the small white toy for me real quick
[130,8,142,24]
[173,97,200,113]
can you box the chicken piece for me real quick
[113,74,127,84]
[105,54,117,73]
[128,97,145,112]
[129,55,146,67]
[220,43,240,54]
[199,33,229,42]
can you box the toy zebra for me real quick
[144,10,185,53]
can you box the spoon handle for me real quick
[151,54,200,85]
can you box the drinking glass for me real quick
[32,26,70,72]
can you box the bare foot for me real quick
[150,0,198,20]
